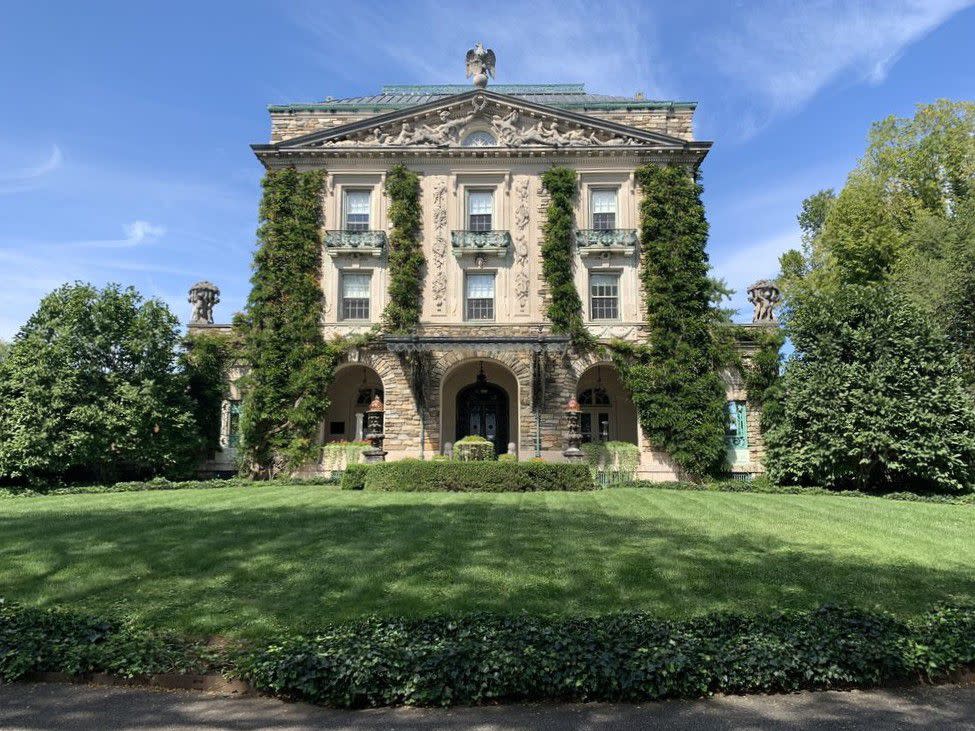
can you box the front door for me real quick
[456,379,509,454]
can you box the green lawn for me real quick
[1,486,972,639]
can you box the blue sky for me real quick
[1,0,973,337]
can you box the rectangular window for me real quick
[465,272,495,320]
[341,271,371,321]
[591,188,617,230]
[467,190,493,232]
[590,272,620,320]
[344,189,371,232]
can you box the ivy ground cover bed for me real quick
[0,486,973,639]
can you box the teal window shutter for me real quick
[725,400,748,455]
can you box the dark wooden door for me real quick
[456,380,509,453]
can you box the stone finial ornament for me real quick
[188,281,220,324]
[747,279,781,323]
[465,42,496,89]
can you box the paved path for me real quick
[1,682,974,730]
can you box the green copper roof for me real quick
[268,83,695,113]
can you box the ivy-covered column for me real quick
[613,164,728,479]
[236,167,338,478]
[382,164,424,333]
[540,167,593,348]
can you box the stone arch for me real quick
[324,362,385,443]
[574,362,639,446]
[437,355,525,456]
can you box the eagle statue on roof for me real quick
[466,42,496,89]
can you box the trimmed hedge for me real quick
[2,599,974,707]
[360,460,595,492]
[0,476,339,498]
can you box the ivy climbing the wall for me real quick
[235,167,339,477]
[613,164,728,479]
[183,331,236,457]
[382,164,425,333]
[541,166,593,347]
[742,326,786,435]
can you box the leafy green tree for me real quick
[0,339,9,363]
[614,165,728,478]
[895,195,975,382]
[0,283,199,484]
[235,167,337,477]
[766,285,975,493]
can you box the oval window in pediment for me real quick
[462,131,497,147]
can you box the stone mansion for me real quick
[189,55,774,480]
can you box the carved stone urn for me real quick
[563,396,585,462]
[363,394,387,463]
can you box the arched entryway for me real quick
[324,364,384,443]
[575,363,638,445]
[456,367,509,449]
[440,359,519,456]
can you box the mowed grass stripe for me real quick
[0,486,972,638]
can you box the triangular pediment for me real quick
[267,89,697,151]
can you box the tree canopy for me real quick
[0,283,200,484]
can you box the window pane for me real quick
[345,190,370,231]
[341,272,371,320]
[466,273,495,298]
[590,273,619,320]
[467,191,493,215]
[466,273,495,320]
[342,272,371,298]
[591,189,617,213]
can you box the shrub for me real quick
[581,441,640,485]
[362,460,594,492]
[498,453,517,463]
[454,435,495,461]
[766,285,975,492]
[340,464,370,491]
[238,605,975,708]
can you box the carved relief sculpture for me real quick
[431,178,449,312]
[188,281,220,324]
[747,279,781,323]
[513,177,531,311]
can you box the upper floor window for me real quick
[467,190,494,232]
[341,271,371,321]
[343,189,371,232]
[465,272,495,320]
[591,188,618,230]
[590,272,620,321]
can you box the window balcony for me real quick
[451,230,511,258]
[575,228,638,256]
[323,230,387,256]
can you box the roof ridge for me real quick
[381,83,587,95]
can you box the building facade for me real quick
[191,66,775,480]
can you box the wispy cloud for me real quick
[706,0,973,136]
[288,0,669,98]
[0,145,62,194]
[67,220,167,249]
